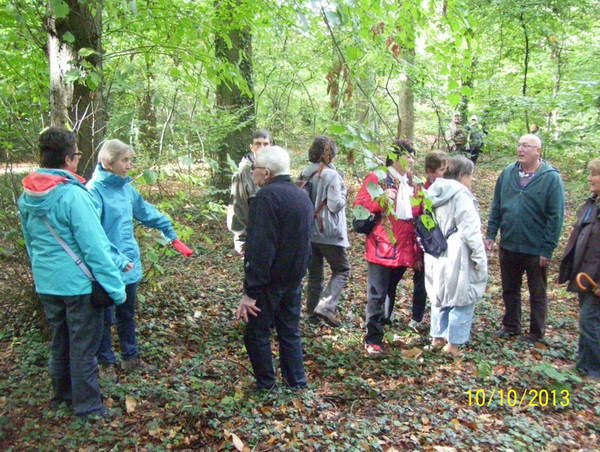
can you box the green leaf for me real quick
[63,31,75,43]
[460,85,473,97]
[352,205,371,220]
[85,71,102,90]
[170,67,181,77]
[4,230,19,240]
[298,12,309,32]
[63,69,81,84]
[374,169,387,181]
[141,169,159,185]
[146,249,159,264]
[78,48,95,57]
[328,124,346,134]
[50,0,70,19]
[448,93,461,106]
[366,181,383,200]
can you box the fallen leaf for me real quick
[125,395,136,413]
[535,342,549,351]
[434,447,458,452]
[401,348,423,359]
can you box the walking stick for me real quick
[576,273,598,292]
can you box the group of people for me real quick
[228,129,598,390]
[19,128,192,418]
[19,125,599,416]
[445,113,488,164]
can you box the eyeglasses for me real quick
[517,143,538,150]
[251,164,267,171]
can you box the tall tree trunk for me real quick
[397,47,415,141]
[214,0,255,193]
[46,0,104,180]
[519,12,530,132]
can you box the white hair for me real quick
[256,146,290,176]
[98,139,135,166]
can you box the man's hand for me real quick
[236,294,261,323]
[123,262,134,272]
[594,288,600,298]
[484,239,495,252]
[539,256,550,268]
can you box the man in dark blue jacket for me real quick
[236,146,314,390]
[485,134,565,343]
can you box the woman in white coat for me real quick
[424,156,488,356]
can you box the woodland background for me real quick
[1,0,600,450]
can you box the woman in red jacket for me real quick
[354,140,421,354]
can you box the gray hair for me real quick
[445,155,474,181]
[256,146,290,177]
[520,133,542,149]
[98,139,135,166]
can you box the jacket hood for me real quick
[426,178,468,208]
[90,163,132,187]
[239,153,255,170]
[20,169,87,217]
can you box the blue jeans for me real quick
[430,303,476,345]
[97,283,139,365]
[578,292,600,378]
[244,285,306,389]
[40,293,106,416]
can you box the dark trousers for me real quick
[244,285,306,389]
[412,268,427,322]
[366,263,407,346]
[97,283,139,365]
[499,248,548,340]
[40,293,105,416]
[578,292,600,377]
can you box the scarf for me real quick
[388,166,413,220]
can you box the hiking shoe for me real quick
[98,364,118,383]
[408,319,422,330]
[121,357,158,374]
[314,306,342,327]
[365,344,384,355]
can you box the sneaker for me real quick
[98,364,118,383]
[364,344,384,355]
[494,330,520,339]
[314,306,342,327]
[121,357,158,374]
[408,319,422,330]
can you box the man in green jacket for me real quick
[485,134,565,343]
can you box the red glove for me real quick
[172,239,193,257]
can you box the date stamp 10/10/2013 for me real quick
[466,389,570,408]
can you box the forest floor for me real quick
[0,153,599,452]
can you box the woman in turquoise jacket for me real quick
[87,139,192,379]
[19,127,126,418]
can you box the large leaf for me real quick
[352,205,371,220]
[366,181,383,200]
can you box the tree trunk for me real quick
[214,0,255,193]
[397,47,415,141]
[46,0,104,180]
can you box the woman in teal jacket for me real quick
[87,139,192,379]
[19,127,126,418]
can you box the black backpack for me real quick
[414,214,457,258]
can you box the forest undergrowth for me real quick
[0,154,599,452]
